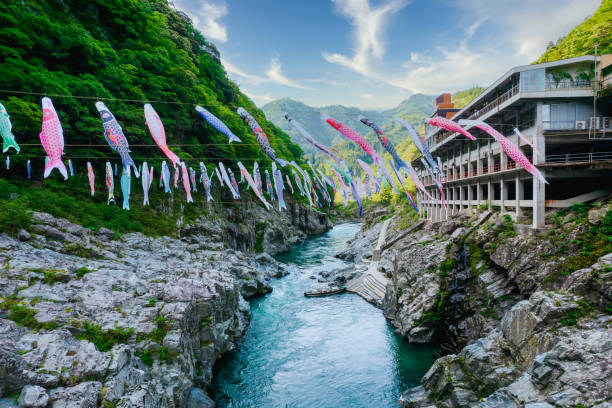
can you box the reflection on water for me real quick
[211,223,438,408]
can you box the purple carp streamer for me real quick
[237,107,288,167]
[365,174,372,198]
[395,117,441,175]
[219,162,240,199]
[195,106,241,143]
[390,160,418,212]
[357,159,380,192]
[180,163,193,203]
[350,180,362,217]
[359,116,407,171]
[404,160,433,200]
[200,162,213,202]
[426,116,476,141]
[142,162,151,205]
[96,102,139,177]
[459,119,548,184]
[284,113,340,163]
[144,104,181,169]
[292,169,305,196]
[238,162,271,210]
[228,168,240,196]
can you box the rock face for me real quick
[349,202,612,407]
[0,209,306,407]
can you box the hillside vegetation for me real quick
[536,0,611,63]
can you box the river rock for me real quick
[17,385,48,408]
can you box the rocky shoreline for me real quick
[0,198,331,407]
[333,202,612,407]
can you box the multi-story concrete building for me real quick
[415,55,612,228]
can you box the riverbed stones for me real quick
[17,385,48,408]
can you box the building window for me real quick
[542,103,593,130]
[519,68,545,92]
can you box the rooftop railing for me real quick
[545,151,612,164]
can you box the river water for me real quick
[210,223,438,407]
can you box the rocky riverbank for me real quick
[0,199,331,407]
[338,202,612,407]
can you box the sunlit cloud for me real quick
[172,0,228,43]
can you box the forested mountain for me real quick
[536,0,611,63]
[0,0,303,174]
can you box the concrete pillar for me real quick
[477,182,483,207]
[516,175,524,218]
[500,179,507,213]
[487,179,492,210]
[533,102,547,228]
[459,183,464,210]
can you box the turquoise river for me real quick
[210,223,438,407]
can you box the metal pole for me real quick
[592,43,598,139]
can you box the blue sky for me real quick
[172,0,600,110]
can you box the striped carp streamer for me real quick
[144,104,181,169]
[237,107,288,167]
[195,106,241,143]
[180,163,193,203]
[459,120,548,185]
[228,168,239,196]
[322,114,397,192]
[96,102,139,177]
[142,162,151,205]
[390,160,418,212]
[265,169,275,201]
[357,159,381,193]
[292,169,305,196]
[190,167,198,193]
[253,162,263,196]
[40,97,68,179]
[161,161,171,193]
[120,167,131,210]
[421,158,446,209]
[395,117,441,175]
[426,116,475,141]
[87,162,95,196]
[284,112,340,163]
[238,162,271,210]
[219,162,240,199]
[215,166,223,187]
[272,163,287,211]
[0,102,19,153]
[105,162,115,204]
[513,128,540,156]
[286,174,294,194]
[404,160,433,200]
[359,116,407,171]
[200,162,214,202]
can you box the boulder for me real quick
[17,385,48,408]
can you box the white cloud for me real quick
[172,0,228,43]
[266,56,311,89]
[323,0,408,76]
[323,0,600,96]
[360,93,375,99]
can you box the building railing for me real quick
[467,84,520,121]
[544,80,596,91]
[545,151,612,164]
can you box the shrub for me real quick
[77,322,134,352]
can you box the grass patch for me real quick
[0,295,58,330]
[559,299,594,326]
[77,322,134,352]
[254,222,267,253]
[151,315,170,344]
[74,267,93,279]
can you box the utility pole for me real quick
[592,42,598,139]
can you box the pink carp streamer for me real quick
[87,162,95,196]
[180,163,193,203]
[459,120,548,185]
[404,160,433,200]
[238,162,271,210]
[322,114,397,193]
[426,117,475,141]
[144,104,181,169]
[40,97,68,179]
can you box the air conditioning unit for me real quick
[602,117,612,130]
[575,121,586,130]
[589,117,601,130]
